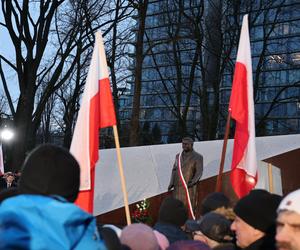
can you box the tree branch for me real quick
[0,60,16,116]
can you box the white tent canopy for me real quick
[94,134,300,215]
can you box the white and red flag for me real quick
[229,15,257,198]
[0,144,4,175]
[70,31,116,213]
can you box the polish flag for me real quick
[229,15,257,198]
[0,144,4,175]
[70,31,116,213]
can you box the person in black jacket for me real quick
[153,196,189,244]
[0,175,6,191]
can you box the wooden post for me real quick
[216,113,231,192]
[113,125,131,225]
[267,163,274,193]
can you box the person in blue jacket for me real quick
[0,144,106,250]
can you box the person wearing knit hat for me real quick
[154,230,170,250]
[276,188,300,250]
[186,212,235,250]
[153,196,189,244]
[99,226,122,250]
[231,189,281,250]
[102,224,122,238]
[0,144,106,250]
[18,144,80,202]
[120,223,160,250]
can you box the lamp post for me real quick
[0,126,15,173]
[0,127,14,142]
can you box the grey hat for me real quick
[186,212,233,243]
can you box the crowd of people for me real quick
[0,143,299,250]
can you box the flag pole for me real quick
[216,112,231,192]
[267,163,274,193]
[113,125,131,225]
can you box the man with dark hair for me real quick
[168,137,203,217]
[200,192,230,216]
[153,196,189,244]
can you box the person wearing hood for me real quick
[0,144,106,250]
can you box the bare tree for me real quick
[141,0,232,141]
[37,84,57,144]
[216,0,299,136]
[0,0,67,169]
[0,0,116,169]
[105,0,134,130]
[193,0,241,140]
[145,0,205,141]
[45,0,133,149]
[54,48,89,148]
[128,0,149,146]
[246,0,300,135]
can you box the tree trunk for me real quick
[10,89,36,171]
[129,0,148,146]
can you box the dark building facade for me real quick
[119,0,300,144]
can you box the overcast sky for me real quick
[0,8,20,104]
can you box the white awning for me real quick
[94,134,300,215]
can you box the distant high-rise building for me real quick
[119,0,300,144]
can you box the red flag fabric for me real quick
[70,31,116,213]
[229,15,257,198]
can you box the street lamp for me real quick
[0,127,14,141]
[0,126,14,173]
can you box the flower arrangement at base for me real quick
[131,198,152,225]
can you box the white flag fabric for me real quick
[229,15,258,198]
[0,144,4,175]
[70,31,116,213]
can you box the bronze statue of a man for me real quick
[168,137,203,218]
